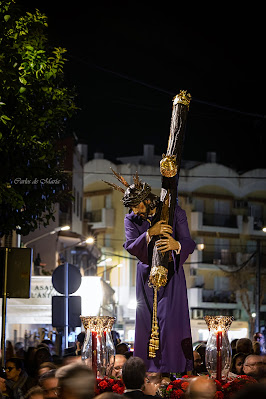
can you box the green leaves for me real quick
[0,114,11,124]
[0,0,77,237]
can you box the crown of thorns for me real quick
[103,168,151,207]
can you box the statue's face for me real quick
[131,199,154,220]
[131,201,147,218]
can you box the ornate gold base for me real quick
[149,265,168,289]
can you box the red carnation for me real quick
[171,381,181,390]
[173,388,185,398]
[112,383,124,394]
[181,381,189,391]
[215,391,224,399]
[99,380,109,390]
[166,384,174,391]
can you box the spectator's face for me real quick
[5,362,21,382]
[235,357,245,375]
[144,375,160,396]
[243,356,262,377]
[42,377,58,399]
[112,355,126,377]
[193,352,202,371]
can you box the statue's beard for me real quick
[138,201,152,220]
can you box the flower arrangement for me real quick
[164,379,189,398]
[95,377,125,395]
[162,376,224,399]
[95,374,257,398]
[222,375,258,398]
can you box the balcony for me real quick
[84,208,114,229]
[203,250,256,267]
[202,289,236,303]
[188,287,238,309]
[191,249,257,269]
[203,213,238,228]
[243,215,266,236]
[191,211,242,234]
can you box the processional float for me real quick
[101,90,191,359]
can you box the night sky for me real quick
[20,2,266,171]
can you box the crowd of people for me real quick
[0,333,265,399]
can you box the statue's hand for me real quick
[155,233,181,253]
[148,220,173,237]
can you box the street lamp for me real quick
[85,236,95,245]
[23,225,70,247]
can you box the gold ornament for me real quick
[149,265,168,289]
[80,315,116,334]
[173,90,192,109]
[204,315,234,333]
[149,287,159,358]
[160,155,178,177]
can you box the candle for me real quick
[92,331,97,376]
[216,330,222,381]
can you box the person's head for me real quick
[130,194,159,220]
[143,372,162,396]
[122,356,146,390]
[6,340,14,360]
[236,338,253,355]
[253,332,264,343]
[76,332,85,349]
[41,340,54,354]
[194,343,207,373]
[14,342,24,357]
[115,343,129,355]
[38,362,57,377]
[230,352,247,375]
[231,338,238,357]
[25,386,44,399]
[5,357,24,382]
[243,354,264,380]
[39,369,58,399]
[109,354,126,378]
[187,376,217,399]
[55,362,95,399]
[34,347,52,370]
[193,351,203,372]
[104,171,159,220]
[253,341,261,355]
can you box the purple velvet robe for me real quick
[123,205,196,373]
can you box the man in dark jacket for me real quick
[122,357,159,399]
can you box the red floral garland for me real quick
[222,375,257,398]
[95,375,258,398]
[95,377,125,395]
[161,375,258,399]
